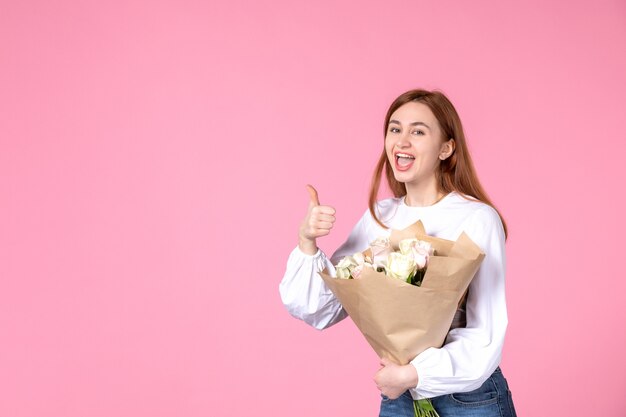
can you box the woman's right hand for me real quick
[298,184,336,255]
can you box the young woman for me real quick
[279,89,517,417]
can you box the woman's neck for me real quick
[404,180,444,207]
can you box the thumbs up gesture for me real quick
[298,184,336,255]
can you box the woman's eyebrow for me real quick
[389,120,431,129]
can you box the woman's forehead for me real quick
[390,102,438,127]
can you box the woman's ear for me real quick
[439,138,456,160]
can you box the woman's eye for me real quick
[389,127,400,133]
[412,130,425,136]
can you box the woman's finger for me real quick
[306,184,320,206]
[315,205,336,216]
[314,213,336,223]
[313,221,334,230]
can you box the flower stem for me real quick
[413,399,440,417]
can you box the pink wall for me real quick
[2,1,625,416]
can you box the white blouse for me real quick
[279,191,508,400]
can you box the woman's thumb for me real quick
[306,184,320,207]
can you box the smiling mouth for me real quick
[395,153,415,168]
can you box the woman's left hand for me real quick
[373,358,419,399]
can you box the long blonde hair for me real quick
[368,89,508,239]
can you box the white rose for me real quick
[386,252,417,281]
[336,256,358,279]
[337,256,357,268]
[415,240,434,256]
[352,252,366,265]
[399,238,418,255]
[412,249,428,269]
[336,266,352,279]
[399,239,433,269]
[371,237,392,266]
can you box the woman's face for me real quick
[385,101,452,186]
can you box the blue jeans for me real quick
[379,368,517,417]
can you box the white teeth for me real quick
[396,153,415,159]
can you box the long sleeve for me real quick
[279,211,372,330]
[409,206,508,399]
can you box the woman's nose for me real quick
[397,132,411,147]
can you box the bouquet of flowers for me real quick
[319,221,485,417]
[335,236,434,287]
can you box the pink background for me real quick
[2,1,625,416]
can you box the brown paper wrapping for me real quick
[319,220,485,365]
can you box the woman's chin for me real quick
[392,171,413,183]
